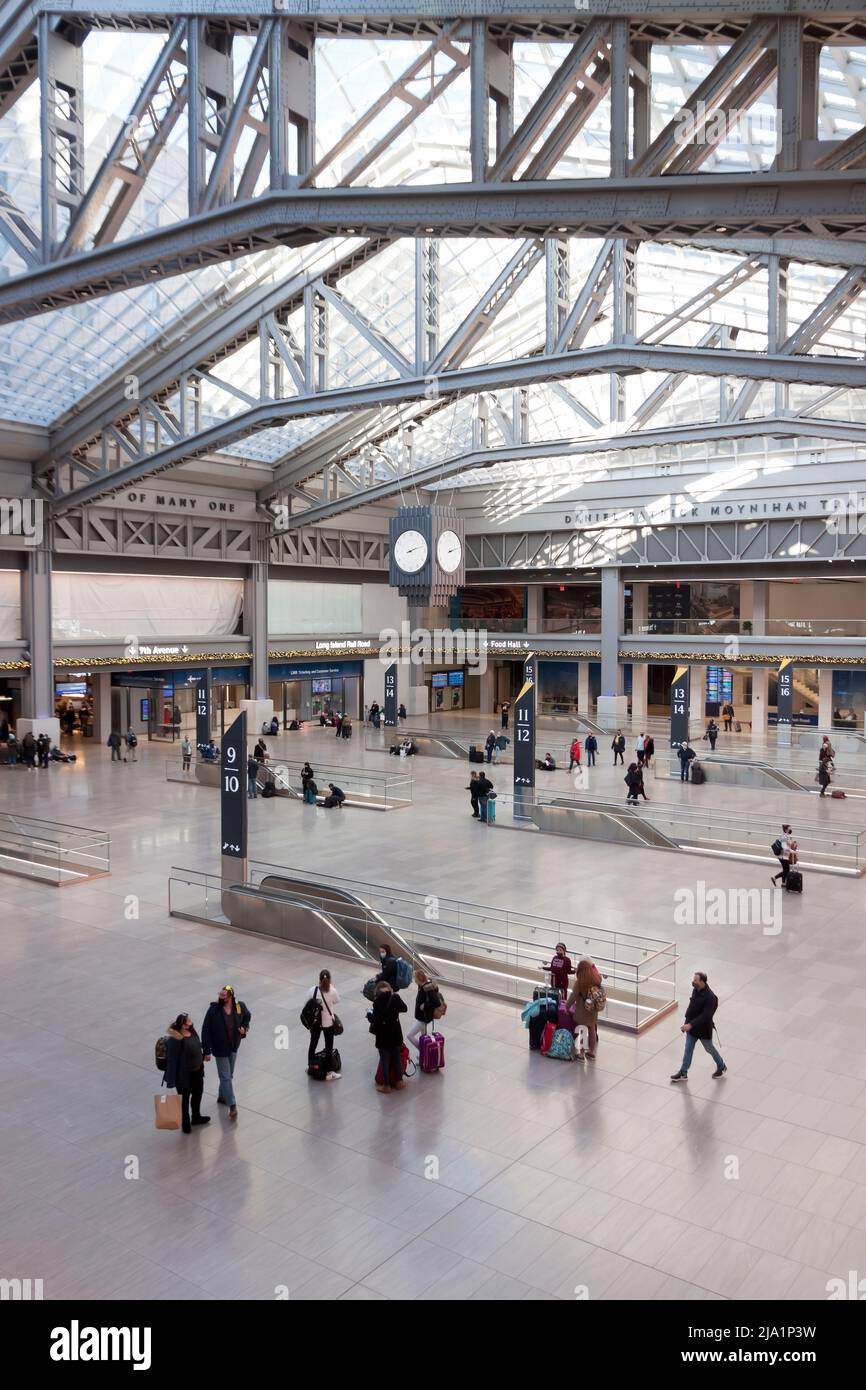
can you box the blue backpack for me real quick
[546,1027,575,1061]
[394,957,413,990]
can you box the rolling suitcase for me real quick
[533,983,559,1003]
[419,1028,445,1073]
[831,789,846,799]
[734,721,742,732]
[690,762,705,785]
[528,1013,547,1051]
[786,869,803,893]
[486,797,496,824]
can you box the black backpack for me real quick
[155,1036,169,1071]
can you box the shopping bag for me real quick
[154,1092,182,1130]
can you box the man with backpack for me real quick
[611,730,626,765]
[247,752,259,798]
[125,727,138,763]
[107,729,122,763]
[670,972,726,1081]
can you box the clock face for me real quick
[436,529,463,574]
[393,529,428,574]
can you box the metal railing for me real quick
[657,750,866,796]
[489,788,866,874]
[365,726,573,767]
[167,757,413,809]
[168,861,678,1033]
[0,811,110,885]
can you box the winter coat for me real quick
[683,985,718,1041]
[201,999,251,1057]
[370,990,407,1048]
[164,1028,204,1090]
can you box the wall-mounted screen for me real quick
[311,678,332,694]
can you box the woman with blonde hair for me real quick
[568,959,606,1061]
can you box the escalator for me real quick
[528,796,680,850]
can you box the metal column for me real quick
[20,540,55,727]
[600,566,623,697]
[244,560,269,701]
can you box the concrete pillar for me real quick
[95,671,113,743]
[631,661,648,726]
[631,581,648,636]
[690,663,706,729]
[598,567,627,725]
[478,664,495,714]
[818,666,833,730]
[751,667,769,735]
[406,604,428,715]
[19,543,60,741]
[752,580,768,637]
[525,585,543,631]
[577,661,590,715]
[241,560,273,729]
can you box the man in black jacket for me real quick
[202,985,251,1119]
[670,972,726,1081]
[476,772,493,821]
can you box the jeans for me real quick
[308,1024,335,1070]
[111,746,121,761]
[377,1045,403,1086]
[680,1031,725,1074]
[177,1068,205,1130]
[479,796,489,822]
[586,751,595,766]
[215,1052,237,1106]
[774,857,791,885]
[613,750,623,764]
[248,772,258,797]
[680,765,690,781]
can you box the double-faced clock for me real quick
[389,505,465,602]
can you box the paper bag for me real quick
[154,1092,181,1130]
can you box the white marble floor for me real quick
[1,724,866,1301]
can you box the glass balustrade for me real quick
[0,811,110,885]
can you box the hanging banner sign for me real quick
[670,665,690,750]
[513,654,537,804]
[221,711,248,861]
[383,663,398,727]
[777,657,793,728]
[196,670,211,750]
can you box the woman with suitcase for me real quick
[370,982,408,1093]
[771,824,796,889]
[568,960,606,1061]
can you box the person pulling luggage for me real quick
[771,824,796,888]
[406,970,444,1055]
[467,770,481,818]
[677,740,696,781]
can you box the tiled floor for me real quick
[1,720,865,1301]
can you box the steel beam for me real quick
[50,338,866,512]
[3,172,866,322]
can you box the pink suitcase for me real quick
[419,1030,445,1073]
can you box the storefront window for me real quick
[55,674,94,736]
[831,671,866,729]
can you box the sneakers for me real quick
[712,1067,728,1079]
[325,1072,341,1081]
[229,1105,238,1120]
[670,1071,688,1082]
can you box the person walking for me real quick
[819,735,836,767]
[370,981,408,1093]
[568,737,582,773]
[644,734,655,769]
[485,730,496,764]
[771,823,795,887]
[568,959,605,1060]
[181,735,193,772]
[670,972,727,1081]
[476,771,494,821]
[500,701,510,730]
[677,740,696,782]
[611,730,625,765]
[107,729,122,763]
[406,969,443,1054]
[585,732,597,767]
[398,703,407,722]
[247,751,259,798]
[124,727,138,763]
[467,770,481,818]
[624,762,649,804]
[164,1013,211,1134]
[201,985,251,1121]
[635,733,646,767]
[334,713,343,737]
[705,719,719,751]
[722,702,734,733]
[305,969,341,1080]
[817,760,832,797]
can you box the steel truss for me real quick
[2,11,866,315]
[466,517,866,571]
[39,222,866,516]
